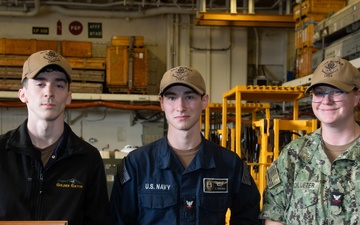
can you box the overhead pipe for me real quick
[41,0,194,9]
[174,14,180,66]
[0,0,40,16]
[0,0,294,17]
[230,0,236,14]
[286,0,291,15]
[248,0,254,14]
[253,27,259,76]
[0,101,162,111]
[166,14,174,69]
[270,0,293,15]
[279,0,283,15]
[128,36,135,90]
[242,0,247,13]
[0,4,196,17]
[199,0,206,12]
[68,101,161,111]
[47,5,195,18]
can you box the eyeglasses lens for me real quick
[310,90,345,103]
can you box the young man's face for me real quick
[18,71,72,122]
[159,85,208,132]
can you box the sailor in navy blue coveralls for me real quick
[110,66,260,225]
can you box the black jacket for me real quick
[0,120,111,225]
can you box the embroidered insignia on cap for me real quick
[173,67,190,81]
[43,50,61,63]
[322,60,343,77]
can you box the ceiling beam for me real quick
[194,12,295,28]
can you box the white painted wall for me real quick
[0,106,154,151]
[0,11,293,151]
[0,12,250,102]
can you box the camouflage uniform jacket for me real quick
[259,128,360,225]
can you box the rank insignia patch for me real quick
[330,192,343,207]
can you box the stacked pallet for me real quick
[294,0,347,78]
[312,0,360,70]
[0,38,106,93]
[106,36,148,94]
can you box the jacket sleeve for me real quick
[110,156,139,225]
[84,151,112,225]
[259,142,299,223]
[258,159,287,223]
[229,160,261,225]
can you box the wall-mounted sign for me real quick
[88,22,102,38]
[69,21,83,35]
[32,27,49,35]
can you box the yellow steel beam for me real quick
[195,12,295,27]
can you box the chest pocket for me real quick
[199,195,229,212]
[198,195,230,225]
[292,183,319,209]
[139,193,177,209]
[286,182,320,225]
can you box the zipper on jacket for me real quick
[35,164,44,220]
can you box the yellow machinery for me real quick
[203,102,271,147]
[250,118,318,206]
[205,85,319,223]
[221,85,310,153]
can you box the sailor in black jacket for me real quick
[0,50,111,225]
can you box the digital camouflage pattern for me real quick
[259,128,360,225]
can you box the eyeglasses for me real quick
[309,90,347,103]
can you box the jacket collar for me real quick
[6,120,83,158]
[298,128,360,175]
[156,135,216,173]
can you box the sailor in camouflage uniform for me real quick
[259,57,360,225]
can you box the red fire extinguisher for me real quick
[57,20,62,35]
